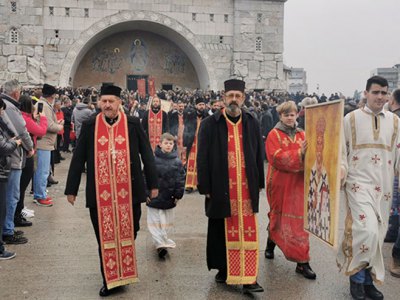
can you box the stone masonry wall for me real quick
[0,0,287,91]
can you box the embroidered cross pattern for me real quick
[351,184,360,192]
[282,138,290,147]
[360,244,369,253]
[371,154,380,164]
[228,226,239,238]
[245,226,256,237]
[384,193,391,201]
[98,135,108,146]
[375,186,381,193]
[352,156,359,162]
[359,214,366,221]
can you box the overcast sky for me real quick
[284,0,400,97]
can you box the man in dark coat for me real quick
[141,96,168,151]
[183,98,208,192]
[65,85,158,297]
[197,79,265,293]
[61,98,73,152]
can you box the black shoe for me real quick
[215,269,227,283]
[384,234,397,243]
[265,238,275,259]
[243,282,264,293]
[14,230,24,236]
[99,285,110,297]
[47,182,52,187]
[158,248,168,258]
[350,279,365,300]
[296,263,316,280]
[14,217,32,227]
[48,177,58,185]
[99,285,123,297]
[3,234,28,244]
[0,250,16,260]
[364,284,384,300]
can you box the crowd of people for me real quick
[0,76,399,300]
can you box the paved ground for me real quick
[0,153,399,299]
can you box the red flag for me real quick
[148,77,155,97]
[137,79,146,98]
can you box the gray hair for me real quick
[3,79,21,95]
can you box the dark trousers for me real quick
[62,126,71,151]
[0,181,7,252]
[207,218,227,271]
[89,203,142,287]
[15,156,34,218]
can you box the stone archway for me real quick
[59,11,212,90]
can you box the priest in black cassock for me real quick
[65,84,158,297]
[197,79,265,294]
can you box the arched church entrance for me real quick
[59,11,211,92]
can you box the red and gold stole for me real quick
[94,112,138,289]
[148,109,163,152]
[224,112,259,285]
[177,113,186,165]
[185,117,201,190]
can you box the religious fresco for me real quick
[164,53,185,74]
[304,100,344,248]
[91,48,123,74]
[130,39,148,72]
[73,31,199,89]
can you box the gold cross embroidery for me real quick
[282,138,290,147]
[229,178,237,189]
[228,226,239,237]
[245,226,256,237]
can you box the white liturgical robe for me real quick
[337,106,400,283]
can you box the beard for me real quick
[226,102,240,114]
[152,106,160,113]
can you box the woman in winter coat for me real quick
[146,133,186,258]
[0,98,21,259]
[14,95,47,224]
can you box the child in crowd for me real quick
[146,133,186,258]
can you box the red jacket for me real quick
[21,111,48,147]
[56,110,64,135]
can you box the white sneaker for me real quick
[21,208,34,218]
[23,207,35,214]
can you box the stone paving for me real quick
[0,154,399,299]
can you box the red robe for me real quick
[266,127,310,263]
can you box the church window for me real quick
[49,6,54,16]
[210,14,214,22]
[84,8,89,18]
[10,28,18,44]
[224,14,229,23]
[257,13,262,23]
[192,13,196,21]
[65,7,70,17]
[255,37,262,52]
[11,1,17,12]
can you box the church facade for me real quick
[0,0,287,91]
